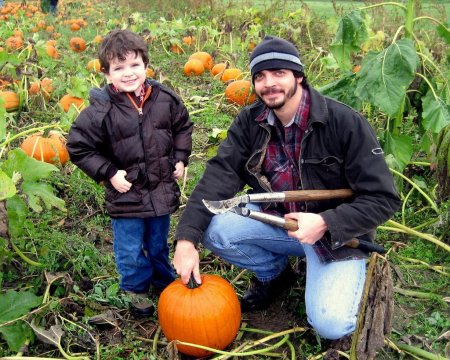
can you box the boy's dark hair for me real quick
[98,29,149,74]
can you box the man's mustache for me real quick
[260,88,283,96]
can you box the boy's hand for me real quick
[110,170,132,193]
[173,161,185,179]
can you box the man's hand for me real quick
[285,212,328,245]
[173,161,185,179]
[173,239,201,285]
[110,170,132,193]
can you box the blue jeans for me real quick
[112,216,175,293]
[203,205,366,340]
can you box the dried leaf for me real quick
[163,340,180,360]
[88,310,118,326]
[29,321,64,347]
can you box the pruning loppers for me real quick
[202,189,386,254]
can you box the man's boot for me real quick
[240,265,297,312]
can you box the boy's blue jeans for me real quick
[112,216,175,294]
[203,205,366,340]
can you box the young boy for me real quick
[67,29,193,317]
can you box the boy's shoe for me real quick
[125,291,154,317]
[240,265,297,312]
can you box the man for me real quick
[173,36,400,340]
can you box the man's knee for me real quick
[307,311,356,340]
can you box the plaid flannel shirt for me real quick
[256,87,310,215]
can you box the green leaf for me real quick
[355,39,419,117]
[6,195,29,239]
[0,322,34,352]
[384,132,413,171]
[0,289,42,322]
[2,149,58,182]
[318,72,362,110]
[437,20,450,44]
[21,181,66,213]
[0,169,16,201]
[330,11,369,70]
[421,90,450,134]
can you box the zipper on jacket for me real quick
[126,86,152,115]
[298,126,312,212]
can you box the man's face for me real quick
[104,52,146,96]
[253,69,302,110]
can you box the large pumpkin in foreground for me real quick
[158,274,241,358]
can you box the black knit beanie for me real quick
[249,36,304,80]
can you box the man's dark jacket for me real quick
[175,84,400,261]
[67,80,193,218]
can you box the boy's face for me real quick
[105,52,146,96]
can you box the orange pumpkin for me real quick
[183,59,204,77]
[69,37,86,53]
[225,80,257,106]
[59,94,85,112]
[46,44,59,59]
[93,35,103,44]
[182,35,195,46]
[20,131,69,165]
[170,43,183,54]
[221,68,243,82]
[158,274,241,358]
[28,81,41,96]
[70,23,81,31]
[87,59,101,72]
[5,36,23,50]
[0,91,20,112]
[40,78,54,99]
[189,51,213,70]
[146,67,155,78]
[211,62,227,79]
[352,65,361,73]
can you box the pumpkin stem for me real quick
[187,273,200,289]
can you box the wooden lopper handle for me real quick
[283,189,354,202]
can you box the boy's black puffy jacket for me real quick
[175,84,400,261]
[67,80,193,218]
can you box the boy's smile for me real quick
[105,52,147,96]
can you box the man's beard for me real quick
[258,81,298,109]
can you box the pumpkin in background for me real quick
[158,274,241,358]
[69,37,86,53]
[146,67,155,78]
[170,43,183,54]
[87,59,101,72]
[225,80,256,106]
[221,68,243,82]
[183,59,204,77]
[211,62,227,79]
[189,51,213,70]
[59,94,85,112]
[0,91,20,112]
[20,131,70,165]
[5,36,23,51]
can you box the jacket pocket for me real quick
[303,156,345,186]
[105,186,143,204]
